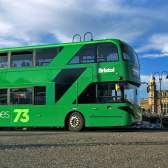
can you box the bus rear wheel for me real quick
[67,112,84,131]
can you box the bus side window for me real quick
[10,88,33,104]
[77,83,96,104]
[69,44,96,64]
[35,47,63,66]
[34,87,46,105]
[11,51,33,68]
[0,89,8,105]
[97,43,118,62]
[0,53,8,68]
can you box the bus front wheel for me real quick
[67,112,84,131]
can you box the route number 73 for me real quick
[13,109,30,123]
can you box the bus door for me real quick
[77,82,122,126]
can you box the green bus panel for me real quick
[0,38,141,129]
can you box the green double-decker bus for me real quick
[0,38,141,131]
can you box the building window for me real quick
[10,88,33,104]
[11,51,33,67]
[0,89,8,105]
[35,47,63,66]
[34,87,46,105]
[97,43,118,62]
[0,53,8,68]
[163,103,168,114]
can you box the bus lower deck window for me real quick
[34,87,46,105]
[0,53,8,68]
[0,89,8,105]
[10,88,33,104]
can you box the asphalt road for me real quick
[0,129,168,168]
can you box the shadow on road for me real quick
[1,127,168,133]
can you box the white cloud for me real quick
[142,34,168,52]
[0,0,157,46]
[151,34,168,53]
[141,75,152,83]
[141,53,168,58]
[0,0,167,48]
[0,21,13,35]
[137,33,168,58]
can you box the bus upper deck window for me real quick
[0,53,8,68]
[69,44,96,64]
[35,47,63,66]
[11,51,33,67]
[97,43,118,62]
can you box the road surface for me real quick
[0,129,168,168]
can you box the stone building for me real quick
[140,77,168,116]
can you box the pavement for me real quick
[0,128,168,168]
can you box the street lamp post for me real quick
[153,71,168,128]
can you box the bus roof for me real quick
[0,38,121,52]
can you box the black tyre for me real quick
[67,112,84,131]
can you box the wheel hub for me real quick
[70,116,80,128]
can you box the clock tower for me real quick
[148,76,157,114]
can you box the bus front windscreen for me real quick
[122,83,138,105]
[121,42,139,66]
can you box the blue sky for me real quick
[0,0,168,98]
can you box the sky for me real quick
[0,0,168,99]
